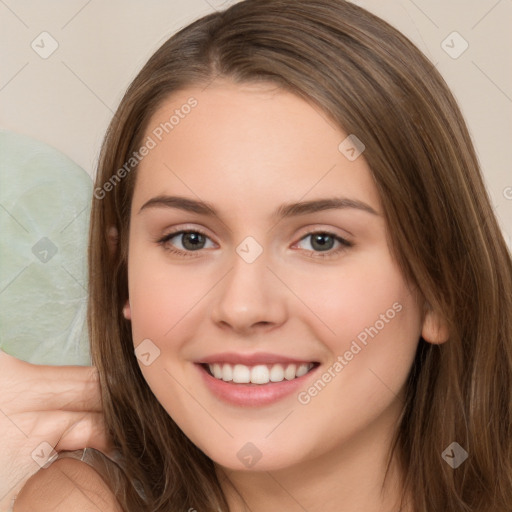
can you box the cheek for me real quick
[127,248,212,343]
[126,247,217,411]
[126,253,200,426]
[292,253,422,405]
[292,253,420,343]
[285,259,421,453]
[329,268,420,396]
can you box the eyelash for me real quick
[156,228,353,259]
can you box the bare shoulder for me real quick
[13,457,123,512]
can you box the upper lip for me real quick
[197,352,318,366]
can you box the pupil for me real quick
[312,234,333,251]
[183,232,204,250]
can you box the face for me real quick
[123,79,434,473]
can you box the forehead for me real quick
[132,80,381,217]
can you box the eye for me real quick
[157,229,215,258]
[156,228,352,259]
[293,231,352,259]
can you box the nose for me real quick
[210,247,288,336]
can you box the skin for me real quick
[123,79,449,512]
[13,458,123,512]
[0,350,111,511]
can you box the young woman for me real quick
[12,0,512,511]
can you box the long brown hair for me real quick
[87,1,512,510]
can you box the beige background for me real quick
[1,0,511,245]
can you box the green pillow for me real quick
[0,130,92,366]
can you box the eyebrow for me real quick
[138,195,379,218]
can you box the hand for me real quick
[0,349,112,511]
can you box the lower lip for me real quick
[195,364,319,407]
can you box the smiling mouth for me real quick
[202,362,320,385]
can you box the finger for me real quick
[54,412,114,455]
[12,358,103,414]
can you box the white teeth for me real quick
[207,362,315,384]
[212,363,223,379]
[232,364,251,383]
[284,364,297,381]
[269,364,284,382]
[250,365,270,384]
[221,363,233,382]
[296,364,309,377]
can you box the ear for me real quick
[107,225,119,256]
[421,306,449,344]
[122,299,131,320]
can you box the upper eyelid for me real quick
[160,226,216,244]
[295,225,352,241]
